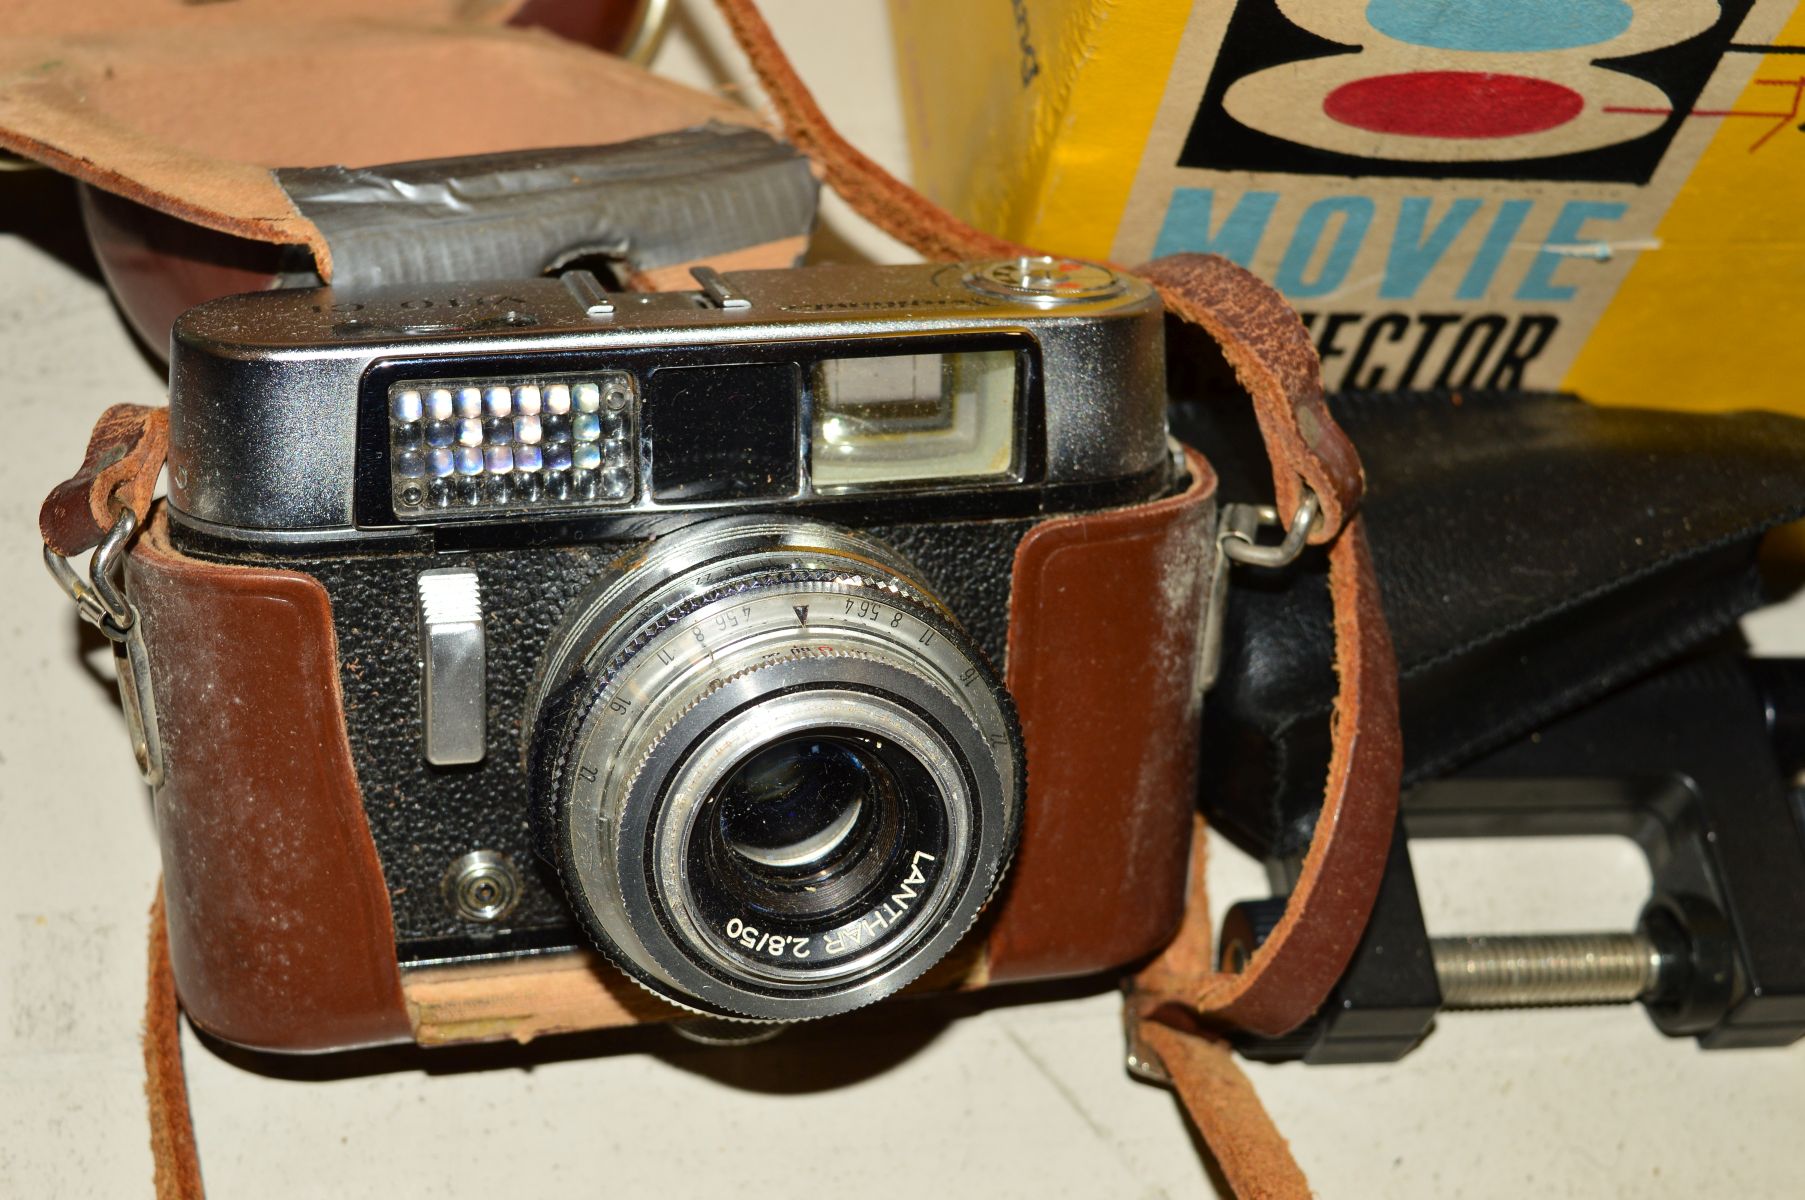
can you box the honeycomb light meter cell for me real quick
[390,374,636,516]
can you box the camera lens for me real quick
[528,518,1022,1022]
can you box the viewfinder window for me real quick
[810,350,1017,489]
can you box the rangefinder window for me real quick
[388,373,636,517]
[810,349,1018,490]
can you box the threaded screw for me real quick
[1431,932,1663,1008]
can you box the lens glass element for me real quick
[716,735,880,873]
[683,725,950,973]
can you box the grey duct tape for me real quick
[276,122,818,291]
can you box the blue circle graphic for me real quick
[1367,0,1634,53]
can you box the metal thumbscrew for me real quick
[1222,898,1675,1011]
[1429,932,1662,1008]
[441,850,522,924]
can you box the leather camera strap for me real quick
[714,2,1401,1193]
[145,886,204,1200]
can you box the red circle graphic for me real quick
[1323,72,1584,139]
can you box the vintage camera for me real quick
[134,258,1215,1049]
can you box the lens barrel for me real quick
[528,518,1023,1022]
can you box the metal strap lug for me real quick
[43,505,162,785]
[1199,489,1318,694]
[43,506,138,640]
[115,613,165,788]
[1122,986,1173,1086]
[1219,488,1320,569]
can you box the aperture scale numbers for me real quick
[724,917,811,959]
[599,587,981,716]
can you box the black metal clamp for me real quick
[1219,652,1805,1063]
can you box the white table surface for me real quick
[3,4,1801,1197]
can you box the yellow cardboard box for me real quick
[892,0,1805,413]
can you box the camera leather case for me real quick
[42,251,1400,1087]
[124,469,1217,1049]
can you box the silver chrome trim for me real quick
[589,659,1002,1020]
[962,256,1125,305]
[166,261,1166,542]
[417,568,487,766]
[523,515,948,733]
[561,269,616,317]
[691,265,752,309]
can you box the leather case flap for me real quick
[1178,391,1805,854]
[0,2,758,275]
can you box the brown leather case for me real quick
[126,455,1214,1049]
[127,511,411,1052]
[985,451,1216,981]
